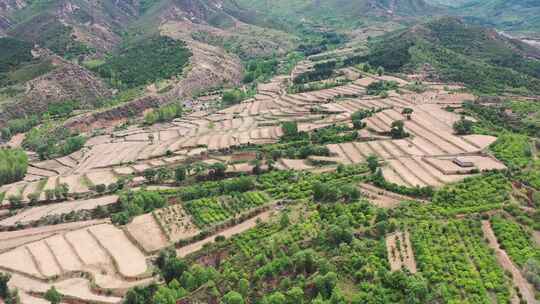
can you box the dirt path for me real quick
[534,231,540,247]
[177,210,274,257]
[481,221,536,304]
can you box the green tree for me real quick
[390,120,408,139]
[156,167,172,183]
[376,66,385,76]
[238,278,249,297]
[223,291,244,304]
[280,212,290,228]
[351,110,371,129]
[174,166,186,184]
[161,257,188,284]
[0,272,10,298]
[362,63,372,73]
[95,184,106,193]
[286,287,304,304]
[7,195,22,209]
[180,271,196,291]
[282,121,299,138]
[453,117,474,135]
[339,184,360,202]
[402,108,414,120]
[143,168,156,184]
[152,286,177,304]
[209,163,227,179]
[313,182,338,203]
[314,272,338,299]
[44,286,62,304]
[264,292,286,304]
[367,155,379,173]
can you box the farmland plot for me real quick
[411,220,512,303]
[0,222,153,302]
[386,231,417,273]
[0,195,118,227]
[184,192,270,228]
[152,204,200,243]
[0,220,108,252]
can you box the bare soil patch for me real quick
[126,213,169,253]
[386,231,417,273]
[153,204,200,243]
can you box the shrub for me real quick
[223,291,244,304]
[390,120,408,139]
[453,117,474,135]
[7,195,22,209]
[281,121,299,139]
[366,81,398,95]
[112,190,166,225]
[44,286,63,304]
[95,184,106,193]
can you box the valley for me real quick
[0,1,539,304]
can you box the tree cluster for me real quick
[0,148,27,186]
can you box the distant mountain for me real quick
[225,0,440,29]
[424,0,540,35]
[361,17,540,94]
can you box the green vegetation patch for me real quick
[490,215,540,267]
[112,190,166,225]
[23,121,86,160]
[431,172,511,215]
[95,36,191,89]
[362,18,540,95]
[411,219,512,303]
[1,115,39,140]
[144,103,183,125]
[10,16,92,59]
[490,133,531,169]
[0,37,34,73]
[242,57,279,83]
[0,37,54,88]
[183,191,269,227]
[222,87,256,106]
[0,148,28,186]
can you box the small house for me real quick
[453,157,474,168]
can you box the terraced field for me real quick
[0,221,152,302]
[0,67,513,303]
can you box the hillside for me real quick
[226,0,440,29]
[360,17,540,94]
[2,1,540,304]
[425,0,540,35]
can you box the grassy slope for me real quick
[364,17,540,94]
[425,0,540,34]
[227,0,438,29]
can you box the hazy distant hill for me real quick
[425,0,540,35]
[361,17,540,94]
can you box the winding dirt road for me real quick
[481,221,536,304]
